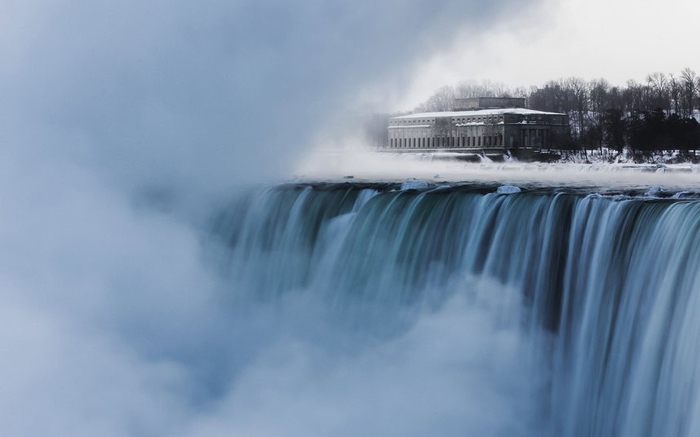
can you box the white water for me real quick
[211,184,700,436]
[206,186,541,436]
[5,179,700,436]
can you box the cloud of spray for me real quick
[185,290,540,437]
[2,0,534,195]
[0,0,548,435]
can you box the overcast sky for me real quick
[395,0,700,110]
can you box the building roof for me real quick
[391,108,566,120]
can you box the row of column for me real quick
[522,129,548,147]
[389,135,504,149]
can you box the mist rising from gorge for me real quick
[0,1,550,435]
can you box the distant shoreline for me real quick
[295,148,700,190]
[375,148,700,165]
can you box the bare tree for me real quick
[455,80,512,99]
[409,68,700,156]
[589,79,610,113]
[669,74,682,116]
[696,76,700,115]
[680,68,698,118]
[696,76,700,116]
[623,80,645,112]
[608,86,624,110]
[511,86,528,98]
[455,80,490,98]
[588,79,610,151]
[415,85,456,112]
[565,77,589,139]
[529,80,573,115]
[646,72,670,110]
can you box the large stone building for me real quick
[385,97,570,156]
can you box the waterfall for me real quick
[213,183,700,437]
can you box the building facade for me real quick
[385,98,570,154]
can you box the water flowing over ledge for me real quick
[213,183,700,437]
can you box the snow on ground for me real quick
[557,147,700,166]
[295,147,700,192]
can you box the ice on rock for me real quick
[400,180,431,190]
[497,184,521,194]
[644,186,663,197]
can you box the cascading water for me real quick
[212,183,700,437]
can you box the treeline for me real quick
[414,70,700,158]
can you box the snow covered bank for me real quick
[296,148,700,191]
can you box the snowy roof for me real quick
[392,108,566,120]
[388,124,431,129]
